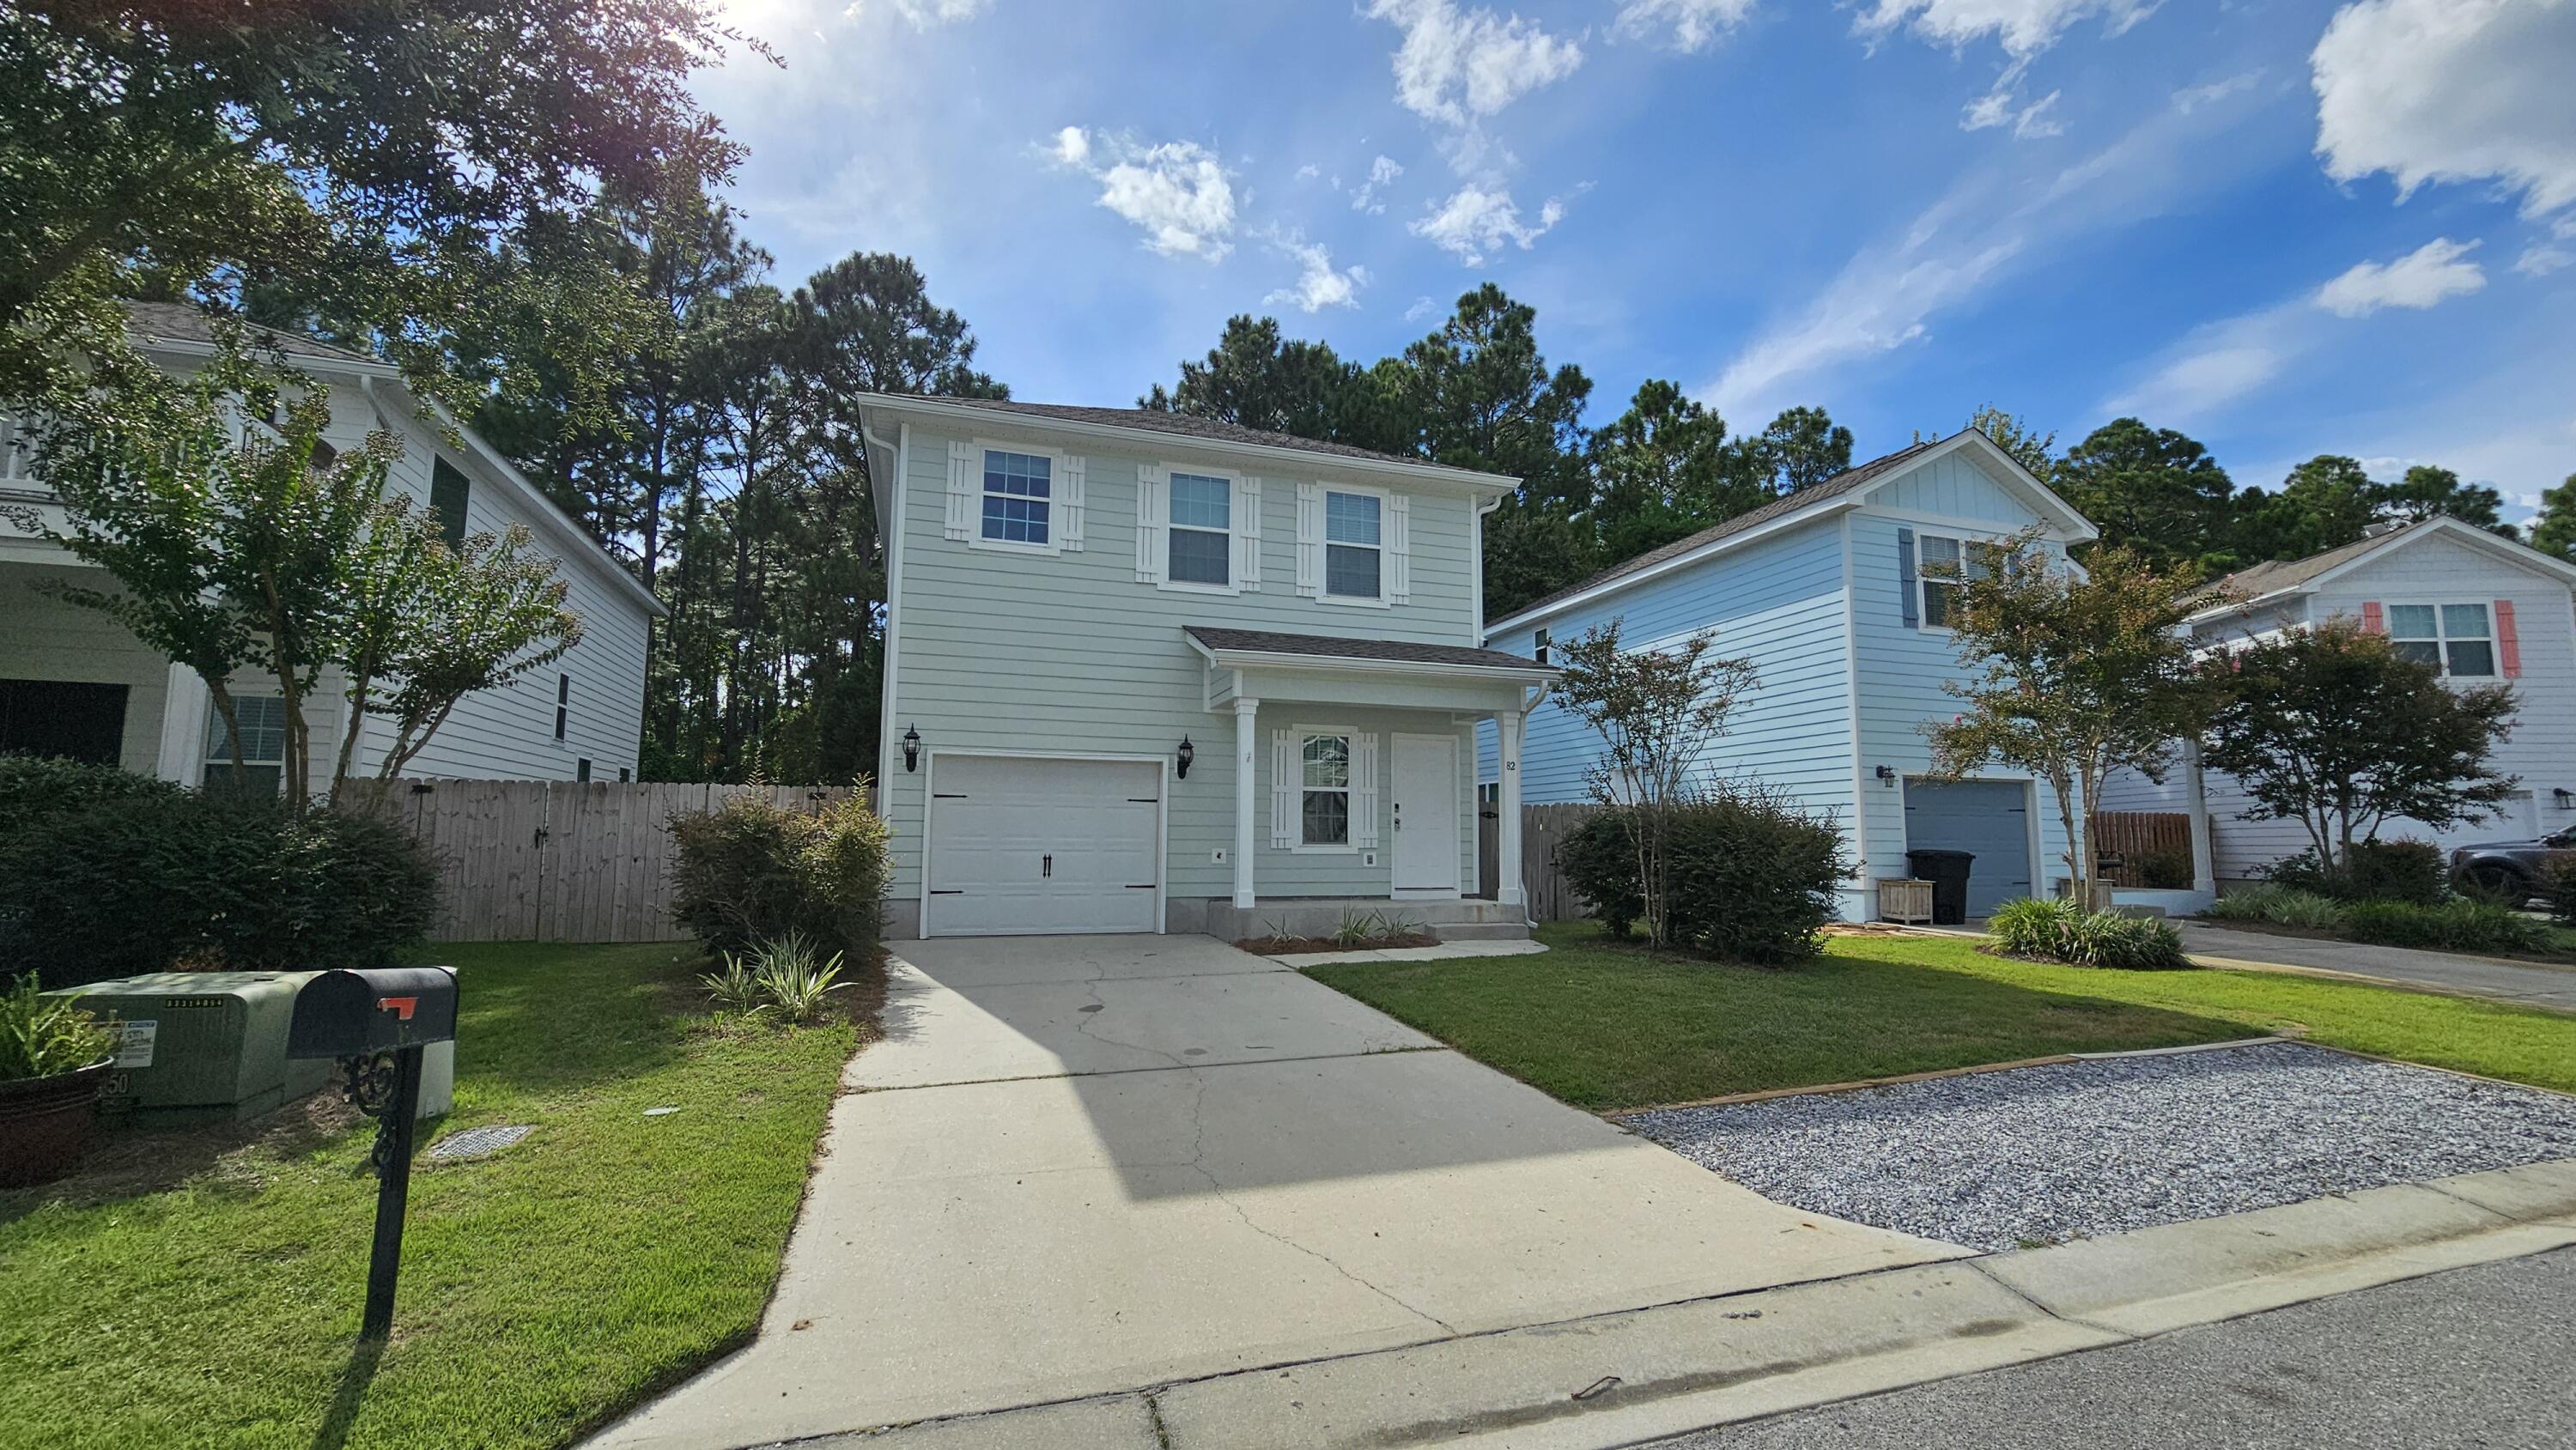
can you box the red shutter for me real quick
[2359,601,2385,634]
[2496,599,2522,678]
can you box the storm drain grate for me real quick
[429,1124,535,1162]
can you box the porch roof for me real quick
[1182,626,1556,681]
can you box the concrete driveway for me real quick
[592,935,1962,1450]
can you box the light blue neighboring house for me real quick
[855,395,1555,942]
[1480,429,2101,921]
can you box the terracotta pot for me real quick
[0,1057,113,1189]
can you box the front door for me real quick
[1390,733,1460,894]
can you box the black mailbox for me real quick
[288,967,458,1059]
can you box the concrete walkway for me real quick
[2170,919,2576,1012]
[590,935,1959,1450]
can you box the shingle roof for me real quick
[2192,520,2425,608]
[1184,625,1552,672]
[886,395,1491,475]
[1497,437,1942,623]
[125,300,384,368]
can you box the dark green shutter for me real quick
[1897,527,1919,628]
[429,458,470,547]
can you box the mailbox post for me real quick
[288,967,459,1342]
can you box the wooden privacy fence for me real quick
[1519,804,1602,923]
[2088,810,2194,888]
[363,780,864,943]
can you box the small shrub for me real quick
[2212,884,2348,931]
[2132,846,2195,891]
[2,793,437,987]
[1556,810,1642,937]
[669,788,892,959]
[1330,909,1382,949]
[2265,840,2448,905]
[2339,899,2550,956]
[750,933,851,1025]
[1990,897,2082,958]
[0,975,118,1083]
[2066,913,2190,970]
[2546,858,2576,925]
[1660,788,1849,966]
[699,952,762,1014]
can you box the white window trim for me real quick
[967,440,1071,556]
[203,693,289,795]
[1915,530,2006,633]
[1292,724,1362,853]
[1317,482,1394,610]
[2385,599,2498,679]
[1156,463,1244,596]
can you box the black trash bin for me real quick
[1907,849,1976,925]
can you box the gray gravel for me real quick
[1627,1042,2576,1252]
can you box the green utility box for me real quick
[47,973,332,1123]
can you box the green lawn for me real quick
[1306,922,2576,1112]
[0,942,857,1450]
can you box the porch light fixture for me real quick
[1176,736,1195,779]
[2558,787,2574,809]
[902,725,921,774]
[1874,765,1898,782]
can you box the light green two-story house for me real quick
[856,396,1555,942]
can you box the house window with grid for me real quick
[1168,470,1231,585]
[555,672,570,741]
[1919,533,1999,629]
[1324,491,1382,600]
[2388,604,2495,677]
[1301,733,1352,846]
[981,449,1052,546]
[203,695,288,796]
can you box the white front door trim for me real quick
[1389,731,1461,897]
[919,748,1170,938]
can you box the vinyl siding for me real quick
[883,425,1486,907]
[1868,452,2036,525]
[0,564,174,773]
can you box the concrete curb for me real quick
[805,1157,2576,1450]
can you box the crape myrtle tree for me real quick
[1552,620,1759,948]
[1925,531,2216,908]
[2196,620,2518,870]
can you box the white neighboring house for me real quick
[0,303,663,792]
[2099,515,2576,881]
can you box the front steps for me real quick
[1201,896,1533,944]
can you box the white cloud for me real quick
[1294,163,1322,182]
[852,0,989,27]
[2314,237,2487,317]
[2105,312,2297,423]
[2517,245,2574,276]
[1365,0,1583,128]
[1852,0,2158,58]
[2172,70,2263,114]
[1965,88,2063,138]
[1410,184,1564,265]
[2312,0,2576,218]
[1048,130,1237,261]
[1404,295,1441,323]
[1612,0,1759,52]
[1262,232,1369,313]
[1352,155,1405,215]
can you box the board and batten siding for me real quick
[882,426,1485,916]
[1848,481,2076,907]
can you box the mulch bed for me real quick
[1235,933,1442,956]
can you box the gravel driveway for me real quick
[1626,1042,2576,1253]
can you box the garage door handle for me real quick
[1042,854,1051,878]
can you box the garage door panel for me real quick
[1905,780,2034,917]
[927,756,1162,937]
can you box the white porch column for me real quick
[1232,696,1260,908]
[1497,707,1526,909]
[2184,740,2218,894]
[152,661,209,785]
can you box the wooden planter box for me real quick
[1876,878,1933,925]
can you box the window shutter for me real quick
[1134,464,1167,583]
[1271,730,1297,847]
[945,441,975,541]
[2497,599,2523,678]
[1235,477,1262,590]
[1897,527,1919,628]
[1296,482,1322,598]
[2360,601,2385,635]
[1351,733,1382,848]
[1059,455,1085,552]
[1388,494,1412,604]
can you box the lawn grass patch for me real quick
[0,941,858,1450]
[1307,921,2576,1111]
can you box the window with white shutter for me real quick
[1295,482,1323,598]
[1387,494,1411,605]
[1279,726,1376,852]
[1059,454,1085,552]
[1135,463,1167,582]
[944,440,974,541]
[966,443,1066,555]
[1270,729,1297,847]
[1235,476,1262,590]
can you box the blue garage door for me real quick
[1904,780,2034,917]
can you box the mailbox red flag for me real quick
[377,997,418,1020]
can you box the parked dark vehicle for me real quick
[2451,829,2576,902]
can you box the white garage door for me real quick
[925,755,1162,937]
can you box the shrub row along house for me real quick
[0,305,659,792]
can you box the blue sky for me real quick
[696,0,2576,524]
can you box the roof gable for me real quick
[2196,515,2576,618]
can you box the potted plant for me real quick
[1,975,119,1188]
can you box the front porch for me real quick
[0,555,226,785]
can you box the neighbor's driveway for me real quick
[2173,920,2576,1012]
[592,935,1960,1450]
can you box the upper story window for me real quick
[1917,532,2000,629]
[1168,470,1232,585]
[981,449,1052,547]
[0,410,34,484]
[1325,491,1382,600]
[429,457,471,548]
[1293,482,1408,605]
[2388,603,2494,677]
[555,672,571,741]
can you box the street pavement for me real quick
[1647,1247,2576,1449]
[2173,919,2576,1011]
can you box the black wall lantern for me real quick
[1874,765,1898,782]
[902,725,921,773]
[1176,736,1195,779]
